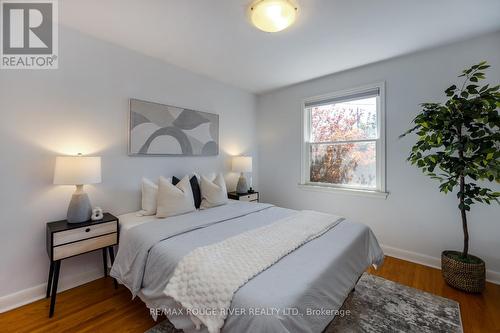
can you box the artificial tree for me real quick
[401,61,499,265]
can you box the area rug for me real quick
[145,273,462,333]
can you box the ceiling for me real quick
[61,0,500,94]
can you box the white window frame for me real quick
[299,82,388,198]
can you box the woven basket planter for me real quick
[442,251,485,293]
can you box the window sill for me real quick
[297,183,389,199]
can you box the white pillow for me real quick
[140,178,159,216]
[156,176,196,218]
[200,173,228,209]
[193,172,215,183]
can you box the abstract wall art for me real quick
[129,99,219,156]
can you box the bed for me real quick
[111,201,384,333]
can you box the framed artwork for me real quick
[129,99,219,156]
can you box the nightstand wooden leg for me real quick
[102,248,108,277]
[46,261,54,298]
[108,246,115,265]
[108,246,118,289]
[49,260,60,318]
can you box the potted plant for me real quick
[401,61,499,293]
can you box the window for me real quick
[301,83,386,195]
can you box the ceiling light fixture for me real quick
[250,0,298,33]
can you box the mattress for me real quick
[112,202,383,333]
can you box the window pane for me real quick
[309,142,376,188]
[310,97,377,142]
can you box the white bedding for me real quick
[118,200,242,235]
[118,212,152,233]
[112,202,384,333]
[165,210,344,333]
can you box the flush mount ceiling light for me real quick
[250,0,298,33]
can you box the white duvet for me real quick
[164,210,343,333]
[113,202,384,333]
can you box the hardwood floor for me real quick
[1,256,499,333]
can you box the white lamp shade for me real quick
[232,156,252,173]
[54,156,102,185]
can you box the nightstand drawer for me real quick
[239,193,258,202]
[53,221,117,246]
[53,233,117,260]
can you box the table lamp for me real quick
[232,156,252,194]
[54,155,101,223]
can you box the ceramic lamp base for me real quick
[67,185,92,223]
[236,173,248,194]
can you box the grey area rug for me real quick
[146,273,462,333]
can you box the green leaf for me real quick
[400,61,499,212]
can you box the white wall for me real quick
[256,32,500,281]
[0,27,257,309]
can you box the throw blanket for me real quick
[164,210,344,333]
[111,202,274,296]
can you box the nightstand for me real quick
[228,191,259,202]
[46,213,119,317]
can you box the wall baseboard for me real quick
[1,246,498,313]
[381,244,500,285]
[0,268,103,313]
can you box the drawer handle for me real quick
[85,228,91,232]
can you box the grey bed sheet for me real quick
[112,203,384,333]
